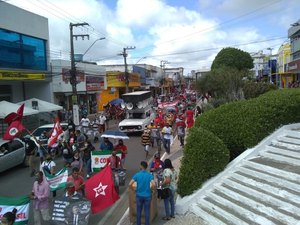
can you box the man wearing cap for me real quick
[147,121,158,148]
[24,135,37,177]
[149,153,164,173]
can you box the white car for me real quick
[119,112,155,133]
[31,123,68,147]
[0,138,26,173]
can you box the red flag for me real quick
[85,166,120,214]
[48,117,63,147]
[3,120,25,140]
[4,103,25,124]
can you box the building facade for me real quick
[0,2,51,102]
[51,59,106,113]
[287,20,300,81]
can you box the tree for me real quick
[196,66,250,101]
[211,47,254,71]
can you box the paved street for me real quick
[0,120,164,225]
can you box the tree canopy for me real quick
[211,47,254,71]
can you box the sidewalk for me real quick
[117,135,191,225]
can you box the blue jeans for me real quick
[84,158,92,176]
[163,138,171,153]
[136,195,151,225]
[163,189,175,217]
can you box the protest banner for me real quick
[0,195,30,224]
[91,150,121,172]
[51,197,91,225]
[44,167,68,191]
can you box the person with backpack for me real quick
[40,154,56,197]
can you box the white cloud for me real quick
[5,0,300,74]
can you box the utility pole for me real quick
[160,60,169,95]
[119,46,136,93]
[70,22,89,106]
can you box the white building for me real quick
[0,2,52,102]
[51,59,106,113]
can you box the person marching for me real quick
[161,123,172,154]
[175,115,186,146]
[161,159,178,220]
[114,139,128,169]
[29,171,50,225]
[141,129,151,159]
[129,161,156,225]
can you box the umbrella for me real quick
[101,130,129,139]
[108,98,124,105]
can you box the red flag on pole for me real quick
[85,166,120,214]
[48,117,63,147]
[4,103,25,124]
[3,120,25,140]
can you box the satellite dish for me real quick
[137,102,143,109]
[126,103,133,110]
[121,102,126,109]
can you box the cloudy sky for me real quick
[5,0,300,74]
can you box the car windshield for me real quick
[32,128,52,137]
[128,113,145,119]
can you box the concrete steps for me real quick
[176,123,300,225]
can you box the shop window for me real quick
[0,28,47,71]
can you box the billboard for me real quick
[107,72,140,87]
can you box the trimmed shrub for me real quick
[243,80,277,99]
[177,127,230,197]
[195,88,300,160]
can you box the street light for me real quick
[82,37,106,58]
[134,56,147,65]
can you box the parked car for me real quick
[0,138,26,173]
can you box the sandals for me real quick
[162,217,171,220]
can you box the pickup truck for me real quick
[118,107,155,133]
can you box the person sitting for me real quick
[150,153,164,173]
[0,146,8,156]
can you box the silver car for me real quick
[0,138,26,173]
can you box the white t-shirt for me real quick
[81,118,90,127]
[40,160,56,174]
[99,115,106,124]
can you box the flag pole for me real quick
[25,128,48,153]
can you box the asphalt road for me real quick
[0,123,162,225]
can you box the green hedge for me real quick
[177,127,230,197]
[195,88,300,160]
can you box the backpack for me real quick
[42,161,52,174]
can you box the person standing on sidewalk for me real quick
[162,159,178,220]
[129,161,156,225]
[162,123,172,154]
